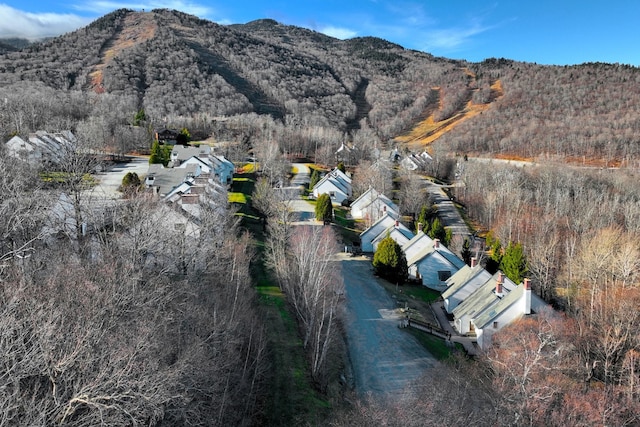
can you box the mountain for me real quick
[0,8,639,163]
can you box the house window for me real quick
[438,271,452,281]
[329,191,336,199]
[493,321,499,329]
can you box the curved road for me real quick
[340,254,439,399]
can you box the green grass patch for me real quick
[333,207,355,229]
[404,327,463,360]
[256,284,332,425]
[228,192,248,204]
[40,171,97,186]
[400,284,441,303]
[233,176,254,183]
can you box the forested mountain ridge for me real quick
[1,8,640,163]
[0,9,472,142]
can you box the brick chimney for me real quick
[470,257,477,268]
[395,220,399,228]
[495,272,504,296]
[523,278,532,314]
[434,239,440,249]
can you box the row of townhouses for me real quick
[355,186,547,350]
[5,131,76,165]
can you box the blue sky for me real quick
[1,1,639,66]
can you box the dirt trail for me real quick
[88,13,157,92]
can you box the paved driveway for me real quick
[87,156,150,200]
[340,254,439,400]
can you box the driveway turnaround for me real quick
[341,254,439,400]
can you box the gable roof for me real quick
[351,187,399,217]
[146,163,199,196]
[405,240,464,271]
[371,223,415,248]
[452,272,518,321]
[359,212,400,240]
[402,231,434,257]
[442,264,493,301]
[350,187,380,210]
[171,145,212,162]
[473,284,526,329]
[313,168,352,196]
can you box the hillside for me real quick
[0,9,466,141]
[0,8,639,163]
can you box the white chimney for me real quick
[470,257,477,268]
[434,239,440,248]
[523,278,532,314]
[417,222,423,232]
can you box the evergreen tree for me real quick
[309,168,320,189]
[132,109,146,126]
[416,203,437,234]
[500,241,528,284]
[336,161,346,173]
[428,218,447,244]
[120,172,141,196]
[485,232,503,274]
[315,193,333,222]
[373,235,408,284]
[149,140,171,166]
[461,237,472,265]
[149,140,163,165]
[176,127,191,146]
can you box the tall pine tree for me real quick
[500,241,528,284]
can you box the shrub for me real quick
[120,171,141,195]
[373,235,408,284]
[315,193,333,222]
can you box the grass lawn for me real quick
[399,283,441,304]
[232,169,332,425]
[403,327,464,360]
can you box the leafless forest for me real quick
[0,7,639,426]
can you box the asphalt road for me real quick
[291,163,310,187]
[425,181,470,237]
[340,254,439,400]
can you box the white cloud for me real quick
[421,21,493,53]
[0,5,92,39]
[320,25,357,40]
[72,0,213,18]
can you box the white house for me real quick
[359,212,400,253]
[406,238,465,289]
[209,155,235,185]
[145,163,200,196]
[401,151,432,171]
[170,145,212,164]
[401,228,434,263]
[5,131,75,165]
[312,168,352,205]
[371,222,415,252]
[441,257,493,313]
[473,278,535,349]
[350,187,400,224]
[450,272,548,349]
